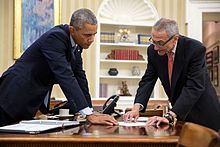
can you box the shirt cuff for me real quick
[134,103,144,111]
[79,107,93,118]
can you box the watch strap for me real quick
[163,112,174,124]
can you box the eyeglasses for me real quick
[149,35,175,47]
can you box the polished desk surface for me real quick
[0,118,183,147]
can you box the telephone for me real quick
[102,95,121,116]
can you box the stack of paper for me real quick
[0,120,79,134]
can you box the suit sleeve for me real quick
[40,32,90,112]
[74,53,92,108]
[171,45,206,120]
[134,47,158,112]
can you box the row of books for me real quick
[100,32,115,43]
[100,32,151,45]
[114,49,140,60]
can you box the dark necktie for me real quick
[168,51,174,86]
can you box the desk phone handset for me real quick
[102,95,121,116]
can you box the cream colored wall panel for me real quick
[0,0,14,75]
[0,0,4,73]
[7,0,13,63]
[60,0,72,24]
[151,0,186,35]
[53,0,103,98]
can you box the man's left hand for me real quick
[146,116,169,128]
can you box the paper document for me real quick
[0,120,79,134]
[118,121,146,127]
[120,117,148,122]
[137,117,148,122]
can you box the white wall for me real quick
[186,0,220,41]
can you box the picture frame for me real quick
[13,0,60,59]
[208,68,213,81]
[213,65,218,86]
[137,34,151,45]
[213,45,219,64]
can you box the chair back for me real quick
[177,122,220,147]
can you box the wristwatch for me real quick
[163,112,174,124]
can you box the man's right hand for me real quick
[86,113,118,125]
[123,104,140,122]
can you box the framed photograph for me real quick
[206,51,213,68]
[14,0,60,59]
[137,34,151,45]
[213,65,218,86]
[213,45,219,64]
[208,69,213,81]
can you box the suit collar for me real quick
[170,36,185,95]
[59,24,76,61]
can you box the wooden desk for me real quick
[0,121,183,147]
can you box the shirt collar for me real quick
[172,40,177,54]
[167,40,177,55]
[70,35,81,53]
[70,35,83,53]
[70,35,76,48]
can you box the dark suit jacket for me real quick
[0,24,92,121]
[134,36,220,131]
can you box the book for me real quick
[99,83,108,97]
[0,120,80,134]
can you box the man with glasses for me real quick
[124,18,220,131]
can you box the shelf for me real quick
[93,96,135,100]
[100,59,147,63]
[100,75,142,79]
[99,21,154,27]
[100,42,150,47]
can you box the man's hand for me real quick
[146,111,176,127]
[123,104,140,122]
[146,116,169,128]
[86,113,118,125]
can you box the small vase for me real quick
[108,68,118,76]
[132,66,140,76]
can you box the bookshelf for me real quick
[95,0,160,109]
[96,23,155,99]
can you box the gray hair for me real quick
[153,18,179,37]
[70,8,97,30]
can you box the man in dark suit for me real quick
[124,18,220,131]
[0,8,118,126]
